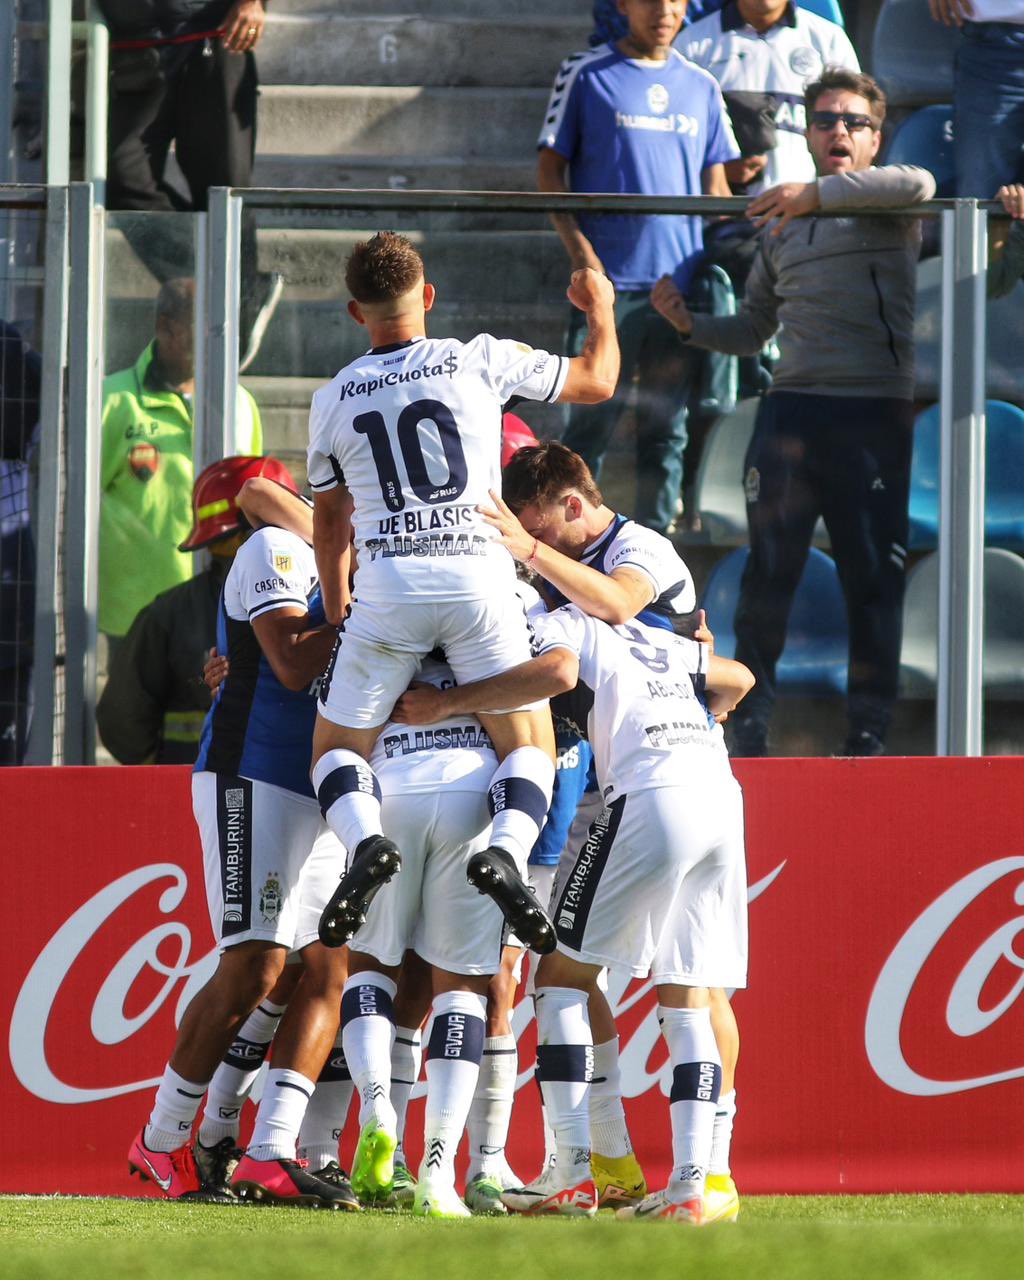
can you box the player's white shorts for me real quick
[317,595,541,730]
[192,772,344,952]
[551,781,748,988]
[351,788,507,976]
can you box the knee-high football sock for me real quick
[467,1033,518,1181]
[198,998,286,1148]
[390,1024,423,1167]
[420,991,487,1189]
[297,1033,355,1171]
[313,751,383,852]
[341,972,398,1130]
[659,1005,721,1202]
[589,1036,632,1158]
[534,986,593,1180]
[488,747,555,866]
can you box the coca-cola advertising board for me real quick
[3,761,1023,1195]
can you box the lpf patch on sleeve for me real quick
[273,553,292,573]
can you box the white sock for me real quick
[247,1068,315,1162]
[420,990,486,1187]
[390,1024,422,1166]
[535,986,593,1177]
[467,1033,518,1180]
[540,1084,557,1171]
[297,1035,354,1171]
[145,1065,208,1152]
[589,1036,632,1159]
[488,747,555,865]
[710,1089,737,1177]
[341,972,398,1129]
[312,750,383,851]
[659,1005,721,1201]
[198,998,286,1147]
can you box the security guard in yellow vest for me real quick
[99,278,261,640]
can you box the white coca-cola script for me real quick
[865,856,1024,1096]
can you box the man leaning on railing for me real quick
[652,67,936,760]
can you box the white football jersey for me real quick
[307,333,568,604]
[224,526,318,625]
[530,603,731,803]
[578,513,696,621]
[678,8,859,192]
[372,655,497,795]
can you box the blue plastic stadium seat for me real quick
[701,546,848,694]
[900,548,1024,698]
[873,0,957,108]
[799,0,845,27]
[884,105,955,197]
[908,400,1024,550]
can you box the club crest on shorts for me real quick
[259,873,282,922]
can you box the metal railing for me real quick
[5,161,1001,758]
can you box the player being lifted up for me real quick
[306,233,619,956]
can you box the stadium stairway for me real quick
[246,0,593,463]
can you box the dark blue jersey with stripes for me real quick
[195,528,325,798]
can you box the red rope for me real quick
[111,28,226,51]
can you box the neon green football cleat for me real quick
[413,1180,472,1219]
[350,1118,397,1205]
[389,1160,417,1208]
[464,1172,508,1215]
[703,1172,740,1224]
[591,1150,647,1210]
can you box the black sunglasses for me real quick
[810,111,876,133]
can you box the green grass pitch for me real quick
[2,1196,1023,1280]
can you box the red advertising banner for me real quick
[3,761,1023,1197]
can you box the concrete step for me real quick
[259,14,589,88]
[251,153,538,193]
[257,85,549,159]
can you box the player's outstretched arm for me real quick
[480,489,654,624]
[251,607,339,693]
[312,486,354,625]
[557,268,620,405]
[704,654,755,719]
[237,477,314,545]
[392,649,579,725]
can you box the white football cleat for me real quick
[615,1189,705,1224]
[412,1180,472,1219]
[501,1169,598,1217]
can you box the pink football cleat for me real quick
[128,1130,201,1198]
[231,1155,360,1209]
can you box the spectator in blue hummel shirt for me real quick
[539,0,739,535]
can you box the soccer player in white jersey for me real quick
[394,605,754,1224]
[306,233,618,964]
[489,440,745,1220]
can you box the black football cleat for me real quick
[467,847,557,955]
[309,1161,361,1212]
[318,835,402,947]
[193,1136,245,1203]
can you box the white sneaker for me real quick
[615,1189,704,1224]
[501,1168,598,1217]
[412,1180,472,1219]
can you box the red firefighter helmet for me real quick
[179,455,299,551]
[501,412,539,470]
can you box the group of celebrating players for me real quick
[127,231,754,1225]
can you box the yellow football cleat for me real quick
[591,1150,647,1210]
[703,1172,739,1224]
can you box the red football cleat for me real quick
[128,1130,201,1198]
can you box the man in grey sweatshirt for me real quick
[652,67,936,757]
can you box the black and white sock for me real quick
[198,998,286,1148]
[297,1034,355,1171]
[420,991,486,1188]
[488,747,555,865]
[535,986,593,1178]
[659,1006,721,1202]
[247,1068,315,1163]
[312,750,383,852]
[390,1024,423,1168]
[341,972,397,1130]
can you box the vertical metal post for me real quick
[85,4,109,205]
[46,0,73,186]
[63,182,105,765]
[195,187,241,473]
[25,187,70,766]
[936,201,987,756]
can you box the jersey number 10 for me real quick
[354,398,468,513]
